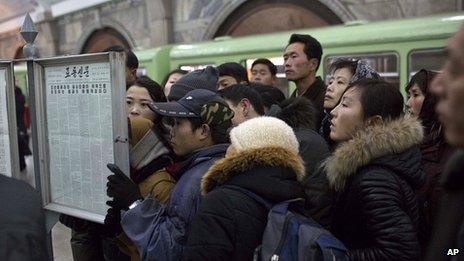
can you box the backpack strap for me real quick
[222,185,273,210]
[316,234,348,260]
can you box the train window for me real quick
[324,52,400,89]
[136,68,147,77]
[245,57,291,97]
[408,48,445,79]
[179,64,215,72]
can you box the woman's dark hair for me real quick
[330,59,357,76]
[161,69,188,87]
[250,83,285,110]
[346,79,404,120]
[252,58,277,76]
[131,76,166,103]
[220,83,265,115]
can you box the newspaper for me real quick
[45,63,114,216]
[0,68,12,177]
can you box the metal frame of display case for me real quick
[0,61,20,178]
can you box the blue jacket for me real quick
[121,144,228,261]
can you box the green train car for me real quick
[161,12,463,97]
[14,13,464,99]
[134,45,173,84]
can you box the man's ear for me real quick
[240,98,255,117]
[196,123,211,141]
[131,68,138,77]
[308,58,319,72]
[365,115,383,127]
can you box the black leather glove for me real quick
[103,204,123,238]
[59,214,90,232]
[106,163,142,210]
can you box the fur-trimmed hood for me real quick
[325,116,424,191]
[201,146,305,195]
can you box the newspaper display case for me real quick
[33,52,129,223]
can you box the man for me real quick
[106,89,234,260]
[425,25,464,261]
[0,175,48,261]
[167,66,218,101]
[104,45,139,88]
[217,62,249,90]
[250,58,278,86]
[221,84,264,126]
[283,33,326,129]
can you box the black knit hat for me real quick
[167,66,219,101]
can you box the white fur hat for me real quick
[229,116,299,154]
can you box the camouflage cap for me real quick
[201,101,234,126]
[149,89,234,126]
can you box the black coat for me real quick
[295,128,329,176]
[183,147,306,261]
[425,149,464,261]
[331,147,424,260]
[0,175,48,261]
[323,116,425,261]
[290,76,326,130]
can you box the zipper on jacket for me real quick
[272,214,292,260]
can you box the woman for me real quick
[183,117,306,261]
[126,76,166,122]
[106,117,176,261]
[161,69,188,98]
[321,59,380,149]
[406,69,455,243]
[326,79,424,260]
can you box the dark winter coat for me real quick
[319,110,336,151]
[425,149,464,261]
[183,146,306,261]
[416,139,454,244]
[296,128,330,175]
[325,116,425,261]
[274,96,330,176]
[0,175,47,261]
[290,76,326,130]
[121,144,228,261]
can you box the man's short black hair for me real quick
[287,34,323,71]
[251,58,277,76]
[217,62,249,83]
[104,45,139,70]
[250,84,285,110]
[187,117,231,144]
[220,84,265,116]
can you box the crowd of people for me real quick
[2,24,464,261]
